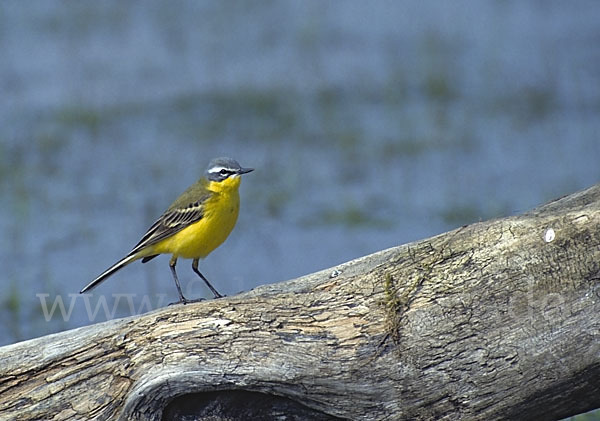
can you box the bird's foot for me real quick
[168,296,202,306]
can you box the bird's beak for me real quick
[238,167,254,174]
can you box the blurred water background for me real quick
[0,0,599,366]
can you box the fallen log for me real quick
[1,184,599,420]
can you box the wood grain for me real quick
[1,185,599,420]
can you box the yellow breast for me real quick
[151,177,242,259]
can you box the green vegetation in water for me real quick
[264,189,293,219]
[56,106,104,134]
[380,137,431,158]
[440,204,482,227]
[170,89,298,142]
[34,130,71,176]
[9,169,31,221]
[419,32,459,103]
[491,85,557,125]
[440,202,511,227]
[0,141,7,181]
[520,87,556,120]
[378,130,476,161]
[306,201,393,229]
[52,101,151,140]
[3,280,23,342]
[424,72,457,103]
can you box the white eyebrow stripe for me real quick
[207,166,229,174]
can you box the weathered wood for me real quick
[1,184,599,420]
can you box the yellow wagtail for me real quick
[80,157,254,303]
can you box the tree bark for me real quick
[1,184,599,420]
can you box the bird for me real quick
[80,157,254,304]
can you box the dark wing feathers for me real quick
[128,194,210,257]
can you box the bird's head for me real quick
[205,157,254,190]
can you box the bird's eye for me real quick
[219,169,229,176]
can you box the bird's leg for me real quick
[169,256,188,304]
[192,258,223,298]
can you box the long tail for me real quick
[80,254,139,293]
